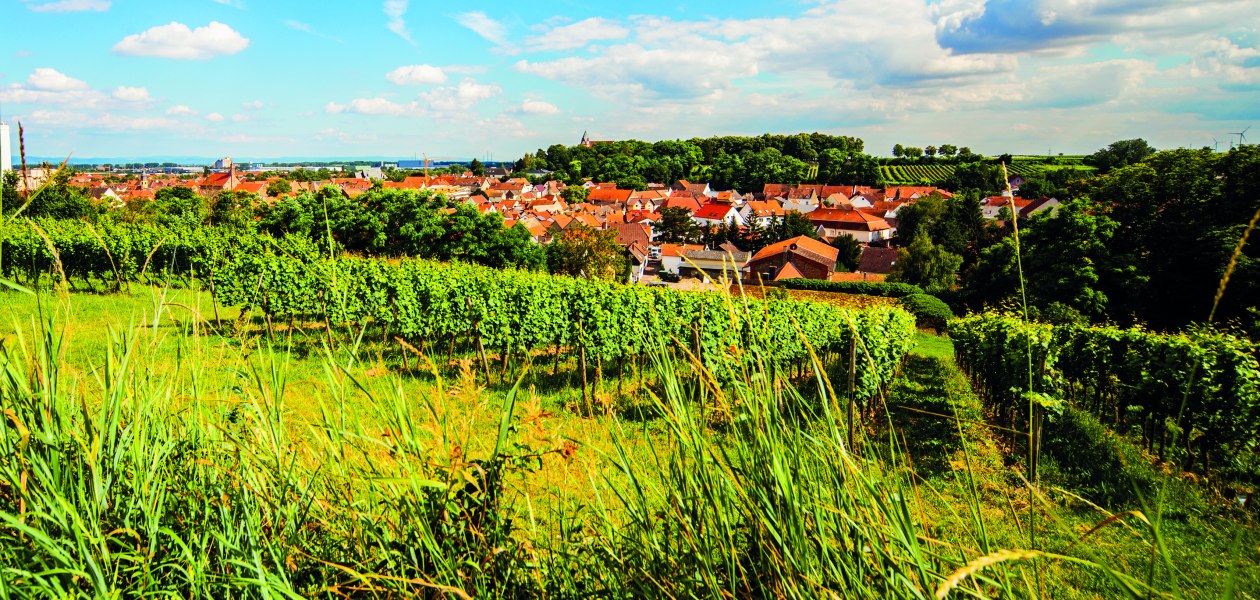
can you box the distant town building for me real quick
[214,157,233,170]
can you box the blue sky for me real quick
[1,0,1257,161]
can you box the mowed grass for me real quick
[912,330,955,360]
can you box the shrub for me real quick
[900,293,953,331]
[778,278,924,297]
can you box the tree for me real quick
[903,147,924,159]
[776,211,818,241]
[154,186,208,229]
[655,206,699,243]
[469,158,486,177]
[818,149,880,185]
[925,145,938,158]
[939,144,958,158]
[210,190,256,230]
[831,235,862,272]
[266,179,292,197]
[889,234,962,294]
[560,185,588,204]
[546,223,628,281]
[1086,138,1156,173]
[892,144,905,158]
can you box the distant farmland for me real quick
[878,156,1095,185]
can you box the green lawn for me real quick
[911,330,954,360]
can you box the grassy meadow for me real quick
[0,286,1256,597]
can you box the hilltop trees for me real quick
[526,133,872,191]
[1086,138,1156,173]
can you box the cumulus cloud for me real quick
[455,11,508,46]
[520,99,560,115]
[111,85,150,102]
[166,104,196,115]
[22,0,110,12]
[419,78,501,114]
[384,0,412,44]
[205,112,225,122]
[525,18,629,52]
[113,21,249,60]
[328,78,502,119]
[386,64,448,85]
[27,67,89,91]
[241,99,263,110]
[936,0,1258,54]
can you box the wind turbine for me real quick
[1212,137,1220,151]
[1230,126,1250,146]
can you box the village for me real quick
[13,150,1060,290]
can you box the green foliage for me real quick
[778,278,925,297]
[889,234,963,294]
[831,235,862,271]
[17,169,97,220]
[952,314,1260,482]
[211,251,916,395]
[900,293,954,331]
[154,186,208,229]
[1087,138,1156,173]
[655,206,699,243]
[560,184,588,204]
[546,223,627,281]
[265,178,292,197]
[1041,407,1163,507]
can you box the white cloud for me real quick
[166,104,195,115]
[27,67,88,91]
[386,64,448,85]
[455,11,508,46]
[520,99,560,115]
[113,21,249,60]
[111,86,150,102]
[384,0,413,44]
[340,97,415,116]
[231,113,249,122]
[23,0,110,13]
[241,99,263,110]
[206,112,225,122]
[325,101,346,114]
[418,78,501,114]
[525,17,629,52]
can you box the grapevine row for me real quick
[211,251,918,402]
[952,314,1260,478]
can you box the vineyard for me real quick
[877,158,1094,185]
[952,314,1260,481]
[0,217,917,405]
[211,250,917,401]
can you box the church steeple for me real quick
[580,130,591,147]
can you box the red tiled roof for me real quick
[588,188,633,203]
[750,235,840,263]
[692,203,736,220]
[809,208,891,231]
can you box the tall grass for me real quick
[0,292,1167,598]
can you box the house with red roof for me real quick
[739,200,787,227]
[746,235,840,282]
[808,207,893,244]
[691,202,744,228]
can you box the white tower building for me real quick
[0,120,11,174]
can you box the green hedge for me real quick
[900,293,953,330]
[778,278,925,298]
